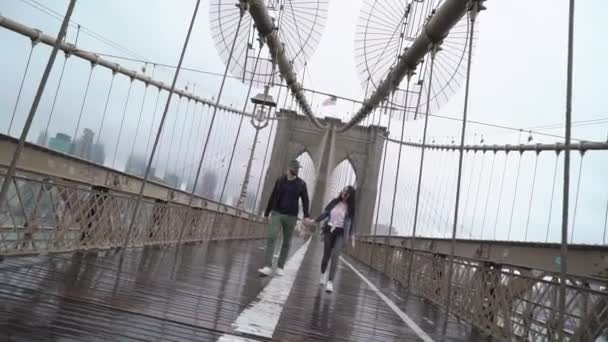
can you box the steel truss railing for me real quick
[348,237,608,341]
[0,14,255,118]
[0,169,265,257]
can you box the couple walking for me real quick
[258,159,356,293]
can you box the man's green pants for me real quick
[265,212,297,269]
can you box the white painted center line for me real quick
[340,256,435,342]
[218,238,311,341]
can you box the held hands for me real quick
[302,217,316,227]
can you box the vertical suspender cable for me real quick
[603,198,608,245]
[0,0,77,211]
[570,153,584,242]
[42,56,70,143]
[546,152,560,242]
[445,2,478,316]
[493,152,509,239]
[111,79,134,168]
[7,42,36,135]
[468,151,486,237]
[506,152,523,240]
[187,6,247,210]
[524,151,540,241]
[407,48,438,290]
[219,47,263,204]
[174,99,193,182]
[129,82,151,165]
[559,0,575,338]
[71,63,96,153]
[163,97,184,175]
[388,76,413,233]
[373,94,396,236]
[121,0,202,250]
[479,151,496,239]
[96,71,117,148]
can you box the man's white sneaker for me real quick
[320,273,326,286]
[276,268,284,276]
[325,281,334,293]
[258,266,273,276]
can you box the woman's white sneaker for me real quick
[276,268,284,276]
[325,281,334,293]
[320,273,326,285]
[258,266,273,276]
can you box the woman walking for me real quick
[305,186,356,293]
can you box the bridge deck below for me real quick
[0,238,481,341]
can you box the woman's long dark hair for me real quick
[335,185,356,218]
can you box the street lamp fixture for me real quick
[237,84,276,210]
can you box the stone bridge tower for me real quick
[259,109,386,235]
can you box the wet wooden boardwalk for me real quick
[0,237,481,341]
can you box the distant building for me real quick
[48,133,71,153]
[195,170,218,200]
[90,142,106,165]
[164,172,180,189]
[125,154,147,177]
[71,128,106,165]
[36,130,49,146]
[72,128,94,159]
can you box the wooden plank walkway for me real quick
[0,237,483,341]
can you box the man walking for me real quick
[258,159,310,276]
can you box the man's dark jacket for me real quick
[265,175,310,218]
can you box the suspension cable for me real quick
[479,151,497,239]
[42,55,69,143]
[0,0,77,214]
[445,3,479,315]
[524,151,540,241]
[7,41,36,135]
[469,151,486,238]
[71,63,96,153]
[174,99,193,182]
[603,198,608,245]
[387,75,413,233]
[459,150,477,236]
[181,102,203,186]
[122,0,202,251]
[128,82,151,167]
[253,118,275,214]
[570,152,584,242]
[186,8,247,211]
[407,48,439,288]
[493,152,509,239]
[545,152,560,242]
[437,150,455,237]
[95,71,116,148]
[558,0,576,337]
[507,152,523,240]
[372,97,394,236]
[219,47,264,204]
[111,79,134,168]
[162,97,184,175]
[143,87,162,160]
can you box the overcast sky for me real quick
[1,0,607,244]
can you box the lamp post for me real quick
[237,84,275,210]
